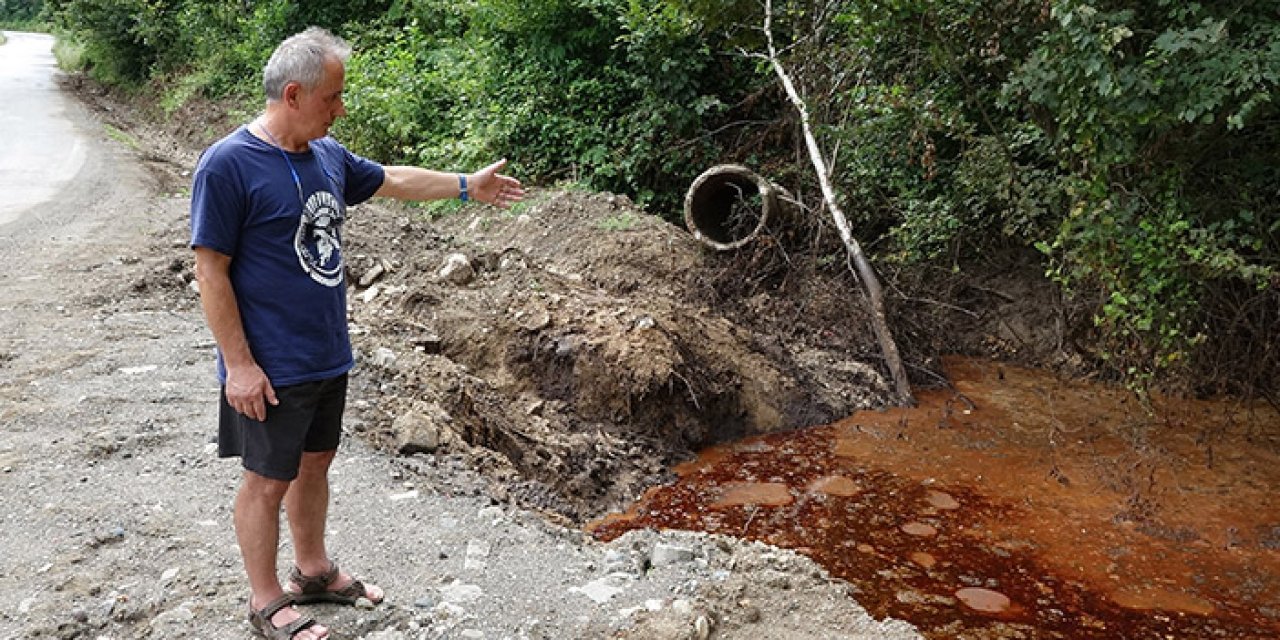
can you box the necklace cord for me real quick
[254,121,338,209]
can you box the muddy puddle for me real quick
[591,358,1280,639]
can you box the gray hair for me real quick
[262,27,351,101]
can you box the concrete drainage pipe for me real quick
[684,164,781,251]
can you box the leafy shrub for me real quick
[1007,1,1279,387]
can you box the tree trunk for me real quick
[764,0,915,405]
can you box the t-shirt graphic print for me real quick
[297,187,345,287]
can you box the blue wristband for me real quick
[458,174,469,202]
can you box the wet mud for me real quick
[592,358,1280,639]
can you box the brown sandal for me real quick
[287,561,383,606]
[249,593,325,639]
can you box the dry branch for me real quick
[763,0,915,405]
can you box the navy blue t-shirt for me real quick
[190,127,385,386]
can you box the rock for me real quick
[360,630,407,640]
[358,261,387,287]
[149,603,194,635]
[87,526,126,548]
[603,549,640,575]
[464,540,490,571]
[694,614,712,640]
[392,402,453,454]
[438,582,483,604]
[438,253,475,285]
[574,575,629,604]
[370,347,397,368]
[651,543,696,567]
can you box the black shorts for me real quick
[218,373,348,481]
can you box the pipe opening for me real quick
[684,165,777,251]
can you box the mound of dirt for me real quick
[341,191,895,521]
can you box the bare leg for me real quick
[285,450,383,602]
[285,449,336,575]
[235,470,329,639]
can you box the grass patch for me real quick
[52,37,86,73]
[597,212,639,232]
[103,124,140,151]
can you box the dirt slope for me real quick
[338,188,893,522]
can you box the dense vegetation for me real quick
[9,0,1277,396]
[0,0,43,28]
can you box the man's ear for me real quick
[282,82,302,107]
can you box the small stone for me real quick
[955,587,1012,613]
[370,347,397,368]
[355,596,376,610]
[358,262,387,287]
[651,543,696,567]
[909,552,938,569]
[392,402,452,455]
[438,583,483,603]
[437,253,475,285]
[574,576,627,604]
[694,615,711,640]
[464,540,490,571]
[901,521,938,537]
[150,604,194,628]
[360,630,407,640]
[925,489,961,510]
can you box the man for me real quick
[190,27,523,640]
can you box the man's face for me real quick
[295,56,347,140]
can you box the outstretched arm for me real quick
[374,158,524,208]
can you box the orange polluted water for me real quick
[590,358,1280,639]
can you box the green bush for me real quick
[0,0,46,28]
[1007,1,1279,386]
